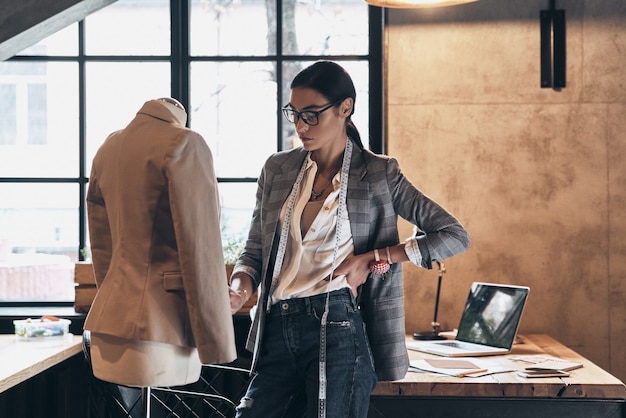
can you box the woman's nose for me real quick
[296,118,309,132]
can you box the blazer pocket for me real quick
[162,271,184,291]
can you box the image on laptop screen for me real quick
[456,282,529,349]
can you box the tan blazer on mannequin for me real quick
[85,98,236,387]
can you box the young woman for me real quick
[229,61,470,418]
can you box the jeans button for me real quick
[281,302,289,311]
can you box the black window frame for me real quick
[0,1,384,311]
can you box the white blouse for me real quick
[270,155,353,304]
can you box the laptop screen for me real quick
[456,282,529,349]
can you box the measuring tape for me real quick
[266,139,353,418]
[265,153,309,313]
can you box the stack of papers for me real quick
[508,355,583,378]
[409,358,515,378]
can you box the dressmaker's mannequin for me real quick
[85,98,236,388]
[90,332,201,387]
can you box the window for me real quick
[0,0,383,302]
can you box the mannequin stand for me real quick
[142,387,151,418]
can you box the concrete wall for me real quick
[386,0,625,380]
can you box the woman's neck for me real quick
[311,138,347,174]
[313,156,342,179]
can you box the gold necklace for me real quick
[310,159,340,201]
[310,181,332,201]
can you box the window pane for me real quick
[17,23,78,56]
[28,83,47,144]
[280,60,369,150]
[0,62,79,177]
[85,62,170,173]
[283,0,368,55]
[0,84,16,145]
[190,0,273,56]
[219,182,256,263]
[190,61,277,178]
[0,0,376,308]
[85,0,170,56]
[0,183,77,302]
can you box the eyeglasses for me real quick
[281,102,337,126]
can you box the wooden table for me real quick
[370,334,626,418]
[0,333,83,393]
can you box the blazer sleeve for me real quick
[166,131,237,365]
[86,162,113,289]
[231,163,266,290]
[386,157,470,268]
[358,154,469,382]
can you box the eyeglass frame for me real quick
[281,101,339,126]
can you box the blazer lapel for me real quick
[264,148,308,228]
[261,149,309,286]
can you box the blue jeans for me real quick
[235,288,378,418]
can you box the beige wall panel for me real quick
[582,7,626,102]
[386,0,625,380]
[387,1,584,105]
[608,103,626,380]
[390,103,610,368]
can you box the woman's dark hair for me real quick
[290,61,364,149]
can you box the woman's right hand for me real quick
[328,252,372,297]
[229,272,254,314]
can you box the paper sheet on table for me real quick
[409,358,515,377]
[508,355,583,372]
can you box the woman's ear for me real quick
[340,97,354,118]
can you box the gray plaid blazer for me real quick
[235,142,470,382]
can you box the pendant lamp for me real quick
[365,0,479,8]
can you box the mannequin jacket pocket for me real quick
[162,272,184,291]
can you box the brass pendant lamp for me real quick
[365,0,479,8]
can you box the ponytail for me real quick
[347,120,364,149]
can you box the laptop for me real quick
[406,282,530,357]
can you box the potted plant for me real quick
[223,237,245,278]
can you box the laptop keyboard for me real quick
[438,341,477,350]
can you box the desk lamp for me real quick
[413,261,448,340]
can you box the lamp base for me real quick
[413,331,447,341]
